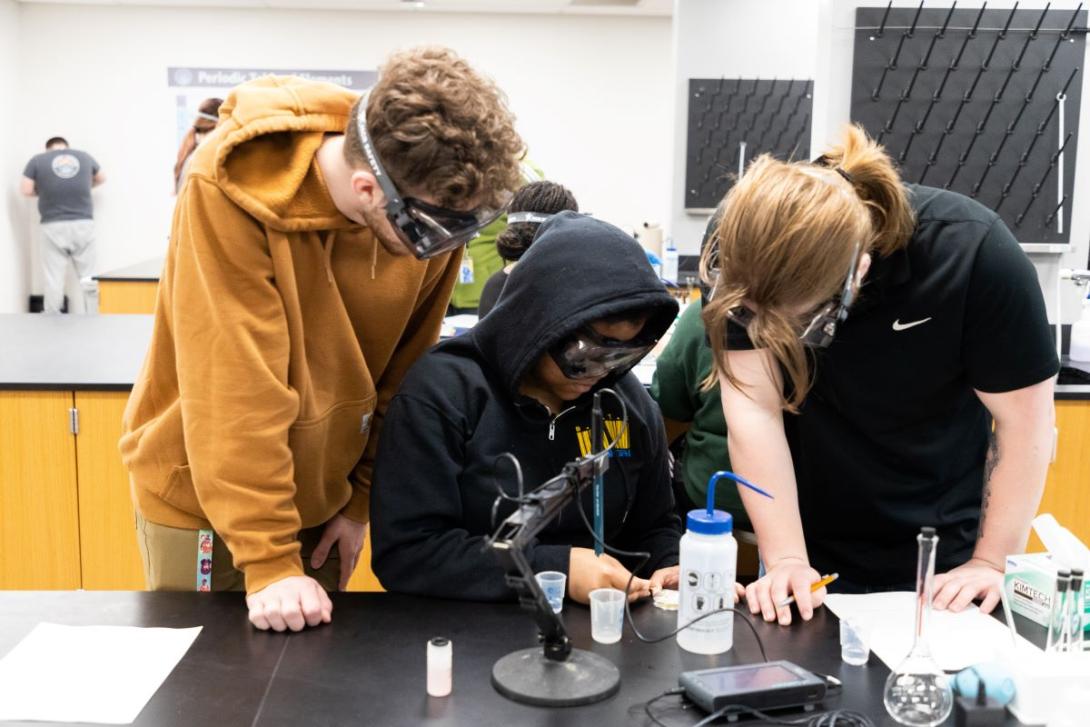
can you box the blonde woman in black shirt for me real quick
[701,125,1057,625]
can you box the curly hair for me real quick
[344,46,525,209]
[495,181,579,262]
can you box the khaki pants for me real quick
[40,220,98,314]
[135,512,340,592]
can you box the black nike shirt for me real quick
[724,184,1058,586]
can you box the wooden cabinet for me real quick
[0,390,144,590]
[1,387,384,591]
[74,391,145,589]
[5,390,1082,591]
[347,530,384,592]
[1028,399,1090,551]
[0,391,81,589]
[97,281,158,315]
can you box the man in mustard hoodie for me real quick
[121,47,524,632]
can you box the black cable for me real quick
[820,674,843,694]
[713,704,876,726]
[488,389,629,529]
[489,452,526,530]
[642,687,687,727]
[692,704,736,727]
[570,389,769,662]
[641,693,877,727]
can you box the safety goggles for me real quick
[723,242,862,349]
[506,211,555,225]
[355,103,510,259]
[549,325,659,380]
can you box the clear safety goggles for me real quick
[355,104,510,259]
[548,325,659,380]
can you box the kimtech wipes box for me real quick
[1004,552,1058,628]
[1005,514,1090,635]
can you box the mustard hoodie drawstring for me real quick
[370,233,378,280]
[322,231,336,284]
[321,230,376,283]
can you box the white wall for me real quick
[670,0,821,253]
[7,3,673,313]
[0,0,22,312]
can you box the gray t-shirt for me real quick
[23,149,99,223]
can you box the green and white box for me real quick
[1005,552,1090,633]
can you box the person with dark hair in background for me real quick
[20,136,106,314]
[174,97,223,193]
[650,208,750,522]
[477,180,578,317]
[448,159,544,314]
[371,213,686,603]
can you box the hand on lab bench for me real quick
[648,566,745,602]
[932,557,1003,614]
[649,565,679,593]
[567,548,650,604]
[744,557,825,626]
[246,576,333,632]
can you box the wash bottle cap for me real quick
[686,471,773,535]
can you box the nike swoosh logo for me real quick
[892,317,932,331]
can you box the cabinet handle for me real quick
[69,407,79,436]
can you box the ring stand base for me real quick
[491,647,620,707]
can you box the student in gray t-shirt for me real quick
[20,136,106,314]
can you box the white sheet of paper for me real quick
[440,314,480,338]
[825,592,1036,672]
[632,355,656,386]
[0,622,202,724]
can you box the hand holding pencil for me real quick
[777,573,838,607]
[743,562,835,626]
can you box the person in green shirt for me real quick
[449,159,544,313]
[651,299,749,533]
[650,211,758,577]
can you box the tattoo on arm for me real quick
[978,432,1000,540]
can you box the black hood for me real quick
[472,211,679,398]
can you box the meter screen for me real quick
[700,664,800,692]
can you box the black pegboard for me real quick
[684,78,813,210]
[852,3,1086,244]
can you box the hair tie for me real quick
[811,154,854,184]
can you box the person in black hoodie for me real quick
[370,212,683,603]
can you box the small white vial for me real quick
[427,637,452,697]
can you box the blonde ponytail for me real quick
[820,124,915,256]
[699,124,915,410]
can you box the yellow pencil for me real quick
[777,573,839,607]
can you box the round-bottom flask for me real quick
[882,654,954,727]
[883,527,954,727]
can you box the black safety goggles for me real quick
[718,242,862,349]
[355,102,510,259]
[548,325,659,380]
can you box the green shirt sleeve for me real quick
[651,301,705,423]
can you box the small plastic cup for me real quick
[839,616,871,666]
[590,588,626,644]
[535,571,567,613]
